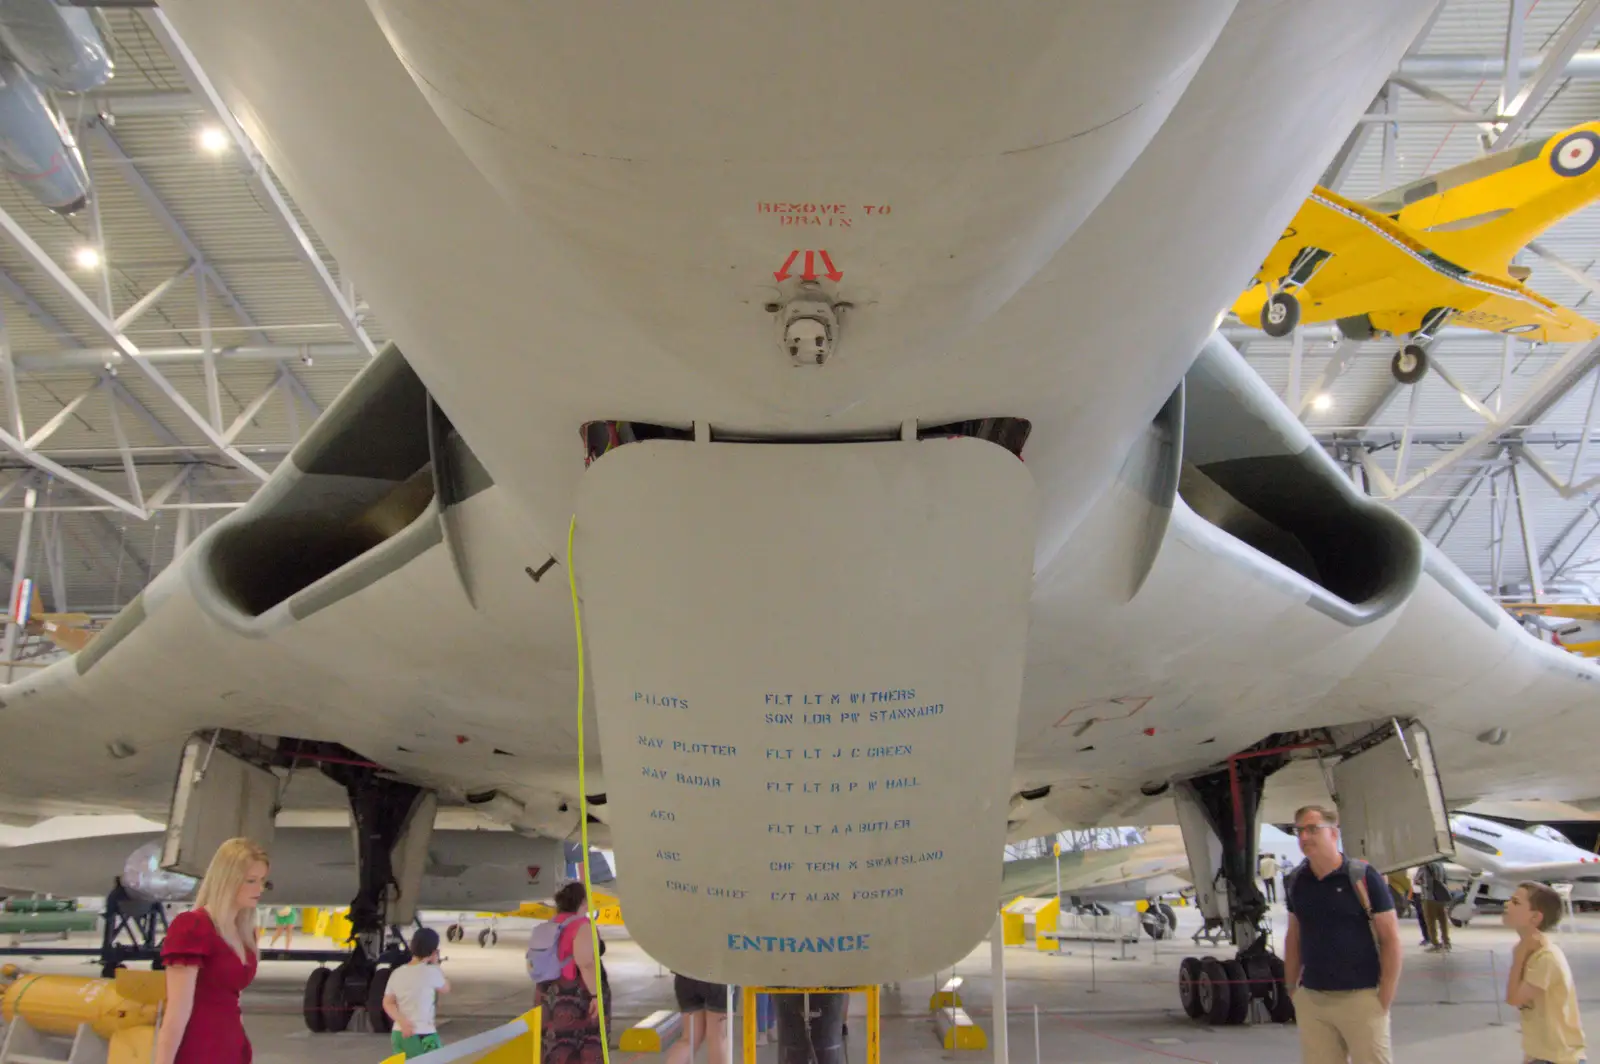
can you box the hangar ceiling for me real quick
[0,2,1596,670]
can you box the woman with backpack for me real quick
[528,882,610,1063]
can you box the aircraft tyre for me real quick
[303,967,330,1033]
[1391,344,1428,384]
[478,928,498,948]
[366,966,394,1033]
[321,963,357,1033]
[1222,959,1251,1024]
[1198,957,1231,1025]
[1160,902,1178,932]
[1178,957,1206,1019]
[1261,292,1301,337]
[446,923,463,943]
[1264,956,1295,1023]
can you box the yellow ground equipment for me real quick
[741,986,880,1064]
[0,968,164,1064]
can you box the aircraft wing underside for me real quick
[0,340,1594,847]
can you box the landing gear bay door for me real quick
[161,734,279,877]
[1332,722,1451,872]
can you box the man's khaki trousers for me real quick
[1295,987,1392,1064]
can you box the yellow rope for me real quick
[566,515,611,1064]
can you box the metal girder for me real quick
[141,10,376,358]
[1526,242,1600,301]
[1388,77,1500,134]
[1512,458,1547,600]
[1381,82,1399,190]
[1376,336,1600,500]
[1296,337,1365,416]
[0,201,268,481]
[0,428,143,516]
[6,344,362,371]
[114,262,193,334]
[1490,0,1600,149]
[223,372,283,445]
[1425,463,1495,547]
[1499,0,1529,120]
[103,388,143,512]
[2,482,37,681]
[81,120,269,347]
[0,271,77,349]
[1544,496,1600,576]
[28,378,106,450]
[1399,50,1600,80]
[1320,94,1382,190]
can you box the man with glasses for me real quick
[1283,805,1403,1064]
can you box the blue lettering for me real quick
[725,933,871,953]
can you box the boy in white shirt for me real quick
[383,927,451,1058]
[1504,881,1587,1064]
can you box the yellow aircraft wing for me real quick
[1233,187,1600,343]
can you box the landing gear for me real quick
[1261,292,1301,337]
[1391,344,1428,384]
[297,749,438,1034]
[1390,307,1454,384]
[1140,901,1178,941]
[478,927,499,948]
[446,923,465,943]
[1172,746,1296,1027]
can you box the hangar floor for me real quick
[8,906,1596,1062]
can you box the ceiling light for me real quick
[73,246,100,270]
[197,125,229,154]
[1311,393,1334,412]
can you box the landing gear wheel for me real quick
[1222,959,1251,1025]
[321,964,355,1034]
[478,928,498,948]
[1261,292,1301,337]
[366,967,394,1034]
[1178,957,1205,1019]
[446,923,463,943]
[1198,957,1231,1026]
[1391,343,1428,384]
[303,968,330,1033]
[1264,956,1295,1024]
[1160,903,1178,932]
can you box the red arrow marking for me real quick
[773,250,799,283]
[802,250,817,282]
[819,250,843,282]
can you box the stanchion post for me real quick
[1088,936,1098,994]
[992,911,1009,1064]
[1489,949,1505,1027]
[1033,1004,1041,1064]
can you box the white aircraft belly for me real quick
[156,0,1436,558]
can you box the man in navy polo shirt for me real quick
[1283,805,1404,1064]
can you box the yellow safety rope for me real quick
[566,515,612,1064]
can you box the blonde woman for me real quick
[154,838,269,1064]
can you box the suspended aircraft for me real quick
[10,0,1597,1035]
[1233,121,1600,385]
[0,0,113,212]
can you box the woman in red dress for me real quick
[153,837,270,1064]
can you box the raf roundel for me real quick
[1550,130,1600,177]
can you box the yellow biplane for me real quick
[1234,121,1600,384]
